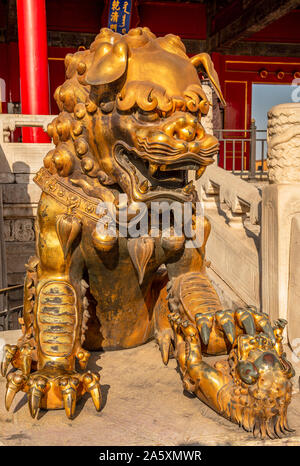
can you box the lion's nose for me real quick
[163,114,198,142]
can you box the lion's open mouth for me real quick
[126,151,190,189]
[114,141,217,202]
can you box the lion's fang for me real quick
[139,180,149,193]
[149,163,159,176]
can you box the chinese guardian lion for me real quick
[1,27,295,440]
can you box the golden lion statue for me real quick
[1,27,295,440]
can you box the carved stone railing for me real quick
[198,164,261,228]
[195,164,262,308]
[0,114,54,175]
[0,114,54,143]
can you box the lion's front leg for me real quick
[154,226,223,366]
[2,193,101,419]
[159,241,295,439]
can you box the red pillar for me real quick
[17,0,50,142]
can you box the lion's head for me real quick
[45,27,225,205]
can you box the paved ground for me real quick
[0,330,300,446]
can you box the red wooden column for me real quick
[17,0,50,142]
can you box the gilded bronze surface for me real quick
[0,27,295,438]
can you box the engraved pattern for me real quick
[34,168,102,223]
[267,103,300,183]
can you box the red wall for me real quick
[0,42,20,112]
[137,1,206,39]
[46,0,104,33]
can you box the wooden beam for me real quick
[47,30,95,49]
[207,0,300,52]
[182,39,206,55]
[46,34,300,58]
[223,41,300,57]
[47,34,208,55]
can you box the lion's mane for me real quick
[44,27,209,183]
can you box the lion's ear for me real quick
[190,53,226,107]
[86,41,128,86]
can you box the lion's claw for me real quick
[194,312,213,345]
[1,343,34,377]
[235,308,256,335]
[27,375,50,418]
[1,344,18,377]
[59,376,80,419]
[5,372,27,411]
[18,344,34,377]
[215,310,236,344]
[155,330,173,366]
[4,367,101,419]
[82,372,102,411]
[193,307,277,347]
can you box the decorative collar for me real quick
[34,168,103,223]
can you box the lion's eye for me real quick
[135,109,159,122]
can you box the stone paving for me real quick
[0,330,300,446]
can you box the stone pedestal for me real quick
[288,215,300,351]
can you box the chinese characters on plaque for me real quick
[108,0,132,34]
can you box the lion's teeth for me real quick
[149,163,159,176]
[183,181,194,194]
[139,180,149,193]
[195,166,205,180]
